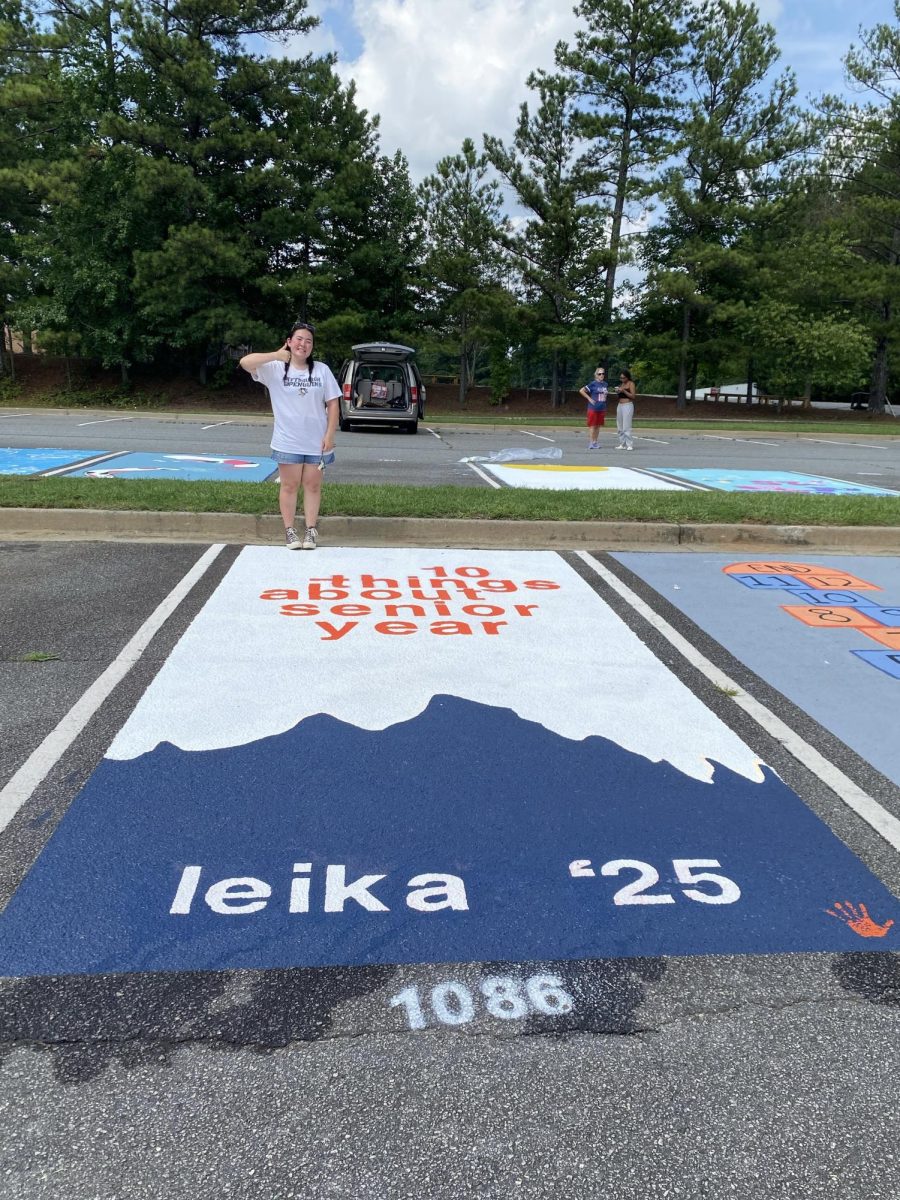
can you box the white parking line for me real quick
[521,430,556,442]
[425,427,442,440]
[634,435,670,444]
[800,438,887,449]
[466,462,501,488]
[577,552,900,854]
[702,434,733,441]
[0,545,225,835]
[743,439,779,446]
[76,416,137,427]
[202,421,234,430]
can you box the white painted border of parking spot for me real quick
[40,451,126,477]
[466,462,502,488]
[576,552,900,855]
[75,416,137,427]
[0,544,225,835]
[520,430,556,442]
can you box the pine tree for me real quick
[418,138,507,404]
[555,0,688,338]
[485,71,606,407]
[641,0,802,408]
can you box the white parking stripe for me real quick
[743,439,779,446]
[76,416,136,427]
[466,462,501,488]
[800,438,887,449]
[425,427,442,440]
[634,435,670,444]
[0,545,225,835]
[577,552,900,855]
[521,430,556,442]
[202,421,234,430]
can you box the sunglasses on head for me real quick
[290,322,315,335]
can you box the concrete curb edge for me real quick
[1,507,899,552]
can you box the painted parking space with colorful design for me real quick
[0,447,277,481]
[657,468,899,495]
[615,553,900,785]
[0,548,896,981]
[0,447,107,475]
[482,463,688,490]
[66,452,276,481]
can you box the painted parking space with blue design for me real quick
[0,447,107,475]
[1,548,897,981]
[615,553,900,785]
[0,447,276,480]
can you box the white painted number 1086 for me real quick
[390,974,575,1031]
[569,858,741,905]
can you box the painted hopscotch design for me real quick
[726,560,900,681]
[0,549,895,979]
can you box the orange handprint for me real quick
[826,901,895,939]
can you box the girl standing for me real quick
[240,322,341,549]
[614,369,636,451]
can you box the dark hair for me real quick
[620,369,633,382]
[284,321,315,383]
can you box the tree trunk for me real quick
[121,360,130,388]
[676,304,691,410]
[6,325,15,381]
[870,331,888,415]
[745,360,754,407]
[551,350,561,408]
[458,314,468,406]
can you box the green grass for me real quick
[21,651,60,662]
[2,476,898,525]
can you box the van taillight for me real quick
[410,386,418,402]
[342,383,352,399]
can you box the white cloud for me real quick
[337,0,580,180]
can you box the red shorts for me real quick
[587,409,606,427]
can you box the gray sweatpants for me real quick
[616,401,634,448]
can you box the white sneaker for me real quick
[285,527,302,550]
[301,526,319,550]
[614,445,626,450]
[626,445,634,451]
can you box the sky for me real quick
[279,0,900,183]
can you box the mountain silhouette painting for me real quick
[1,696,896,977]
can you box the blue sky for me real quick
[282,0,900,181]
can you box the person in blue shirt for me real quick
[579,367,608,448]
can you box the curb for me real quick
[1,507,899,552]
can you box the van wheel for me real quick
[339,415,352,432]
[406,420,418,434]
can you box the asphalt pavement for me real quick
[2,407,899,489]
[1,540,899,1199]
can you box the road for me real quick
[1,539,899,1198]
[1,407,899,489]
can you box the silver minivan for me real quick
[338,342,426,434]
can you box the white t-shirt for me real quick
[253,359,341,455]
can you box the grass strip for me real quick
[2,476,899,525]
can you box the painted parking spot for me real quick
[0,549,896,979]
[64,452,277,481]
[615,553,900,787]
[0,447,107,475]
[659,468,899,495]
[484,463,688,490]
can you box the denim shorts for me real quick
[271,450,336,466]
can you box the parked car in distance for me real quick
[337,342,426,434]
